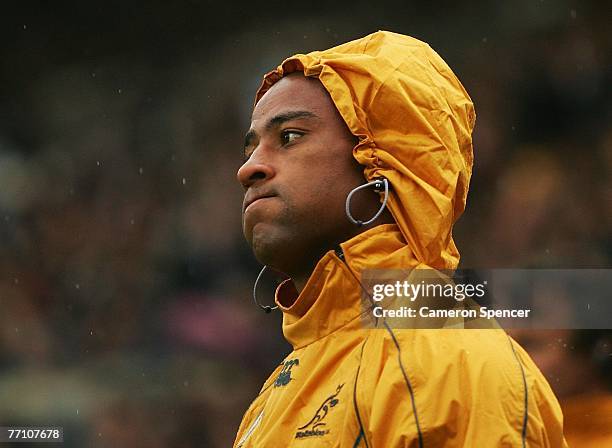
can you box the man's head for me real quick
[239,31,474,279]
[237,74,391,286]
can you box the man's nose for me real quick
[236,150,275,189]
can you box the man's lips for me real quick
[243,192,277,213]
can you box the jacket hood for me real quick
[255,30,475,269]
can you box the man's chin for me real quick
[248,225,293,269]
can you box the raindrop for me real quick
[482,37,488,43]
[75,283,80,289]
[182,177,187,185]
[138,167,143,174]
[118,88,122,94]
[96,161,101,167]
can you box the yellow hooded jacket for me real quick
[234,31,567,447]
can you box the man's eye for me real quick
[281,130,303,145]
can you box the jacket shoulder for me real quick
[355,328,566,447]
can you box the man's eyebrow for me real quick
[263,110,319,132]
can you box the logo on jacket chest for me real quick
[295,384,344,439]
[274,358,299,387]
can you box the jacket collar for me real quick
[274,224,416,349]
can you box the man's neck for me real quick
[291,276,308,295]
[288,214,396,295]
[285,261,317,296]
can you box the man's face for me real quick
[237,74,368,276]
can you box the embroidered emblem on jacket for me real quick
[295,384,344,439]
[274,358,299,387]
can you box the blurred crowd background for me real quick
[1,1,610,446]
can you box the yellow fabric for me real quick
[235,31,567,447]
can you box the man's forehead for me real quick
[251,74,330,122]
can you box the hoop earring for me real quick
[253,265,279,313]
[345,177,390,227]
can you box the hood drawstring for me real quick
[345,177,390,227]
[253,265,279,313]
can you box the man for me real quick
[235,31,567,447]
